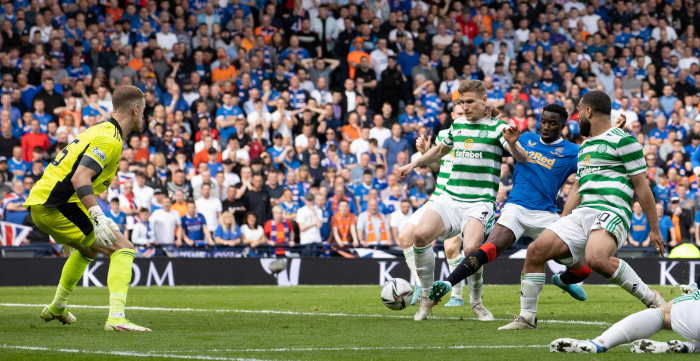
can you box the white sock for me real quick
[607,260,656,306]
[686,341,700,353]
[520,273,545,323]
[468,266,484,306]
[413,245,435,297]
[592,308,664,350]
[403,248,419,286]
[447,255,464,299]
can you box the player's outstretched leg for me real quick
[104,248,151,331]
[41,250,94,325]
[551,303,670,353]
[411,210,446,321]
[444,236,464,307]
[398,224,421,305]
[552,264,591,301]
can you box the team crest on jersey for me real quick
[597,143,608,153]
[478,129,488,138]
[583,154,591,166]
[463,139,474,149]
[92,147,106,162]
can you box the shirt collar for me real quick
[109,117,123,138]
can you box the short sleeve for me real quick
[84,135,120,170]
[618,136,646,176]
[441,126,454,148]
[496,122,508,149]
[215,225,224,238]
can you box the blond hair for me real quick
[458,79,487,98]
[112,85,144,113]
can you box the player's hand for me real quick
[649,229,665,257]
[485,106,500,118]
[502,125,521,144]
[88,206,117,247]
[397,163,414,178]
[614,113,627,129]
[415,135,429,153]
[693,166,700,179]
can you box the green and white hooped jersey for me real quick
[440,116,508,204]
[431,128,452,199]
[576,127,646,231]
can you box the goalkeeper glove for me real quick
[88,206,119,247]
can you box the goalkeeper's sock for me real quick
[559,265,592,285]
[107,248,135,319]
[446,243,496,285]
[413,244,435,297]
[49,252,93,314]
[607,259,656,305]
[592,308,664,350]
[520,272,546,323]
[402,247,419,285]
[447,254,464,299]
[468,267,484,306]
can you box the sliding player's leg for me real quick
[443,236,465,307]
[585,220,664,308]
[90,231,151,331]
[33,205,97,325]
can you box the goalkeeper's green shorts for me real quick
[30,203,96,246]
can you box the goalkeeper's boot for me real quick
[444,296,464,307]
[41,305,76,325]
[105,318,152,331]
[410,285,422,306]
[551,274,588,301]
[429,280,452,303]
[630,339,688,353]
[550,339,605,353]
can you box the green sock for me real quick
[49,252,93,314]
[107,249,135,320]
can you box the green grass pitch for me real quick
[0,284,695,360]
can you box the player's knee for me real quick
[444,244,460,259]
[525,242,547,263]
[412,227,432,247]
[397,231,413,249]
[583,252,609,273]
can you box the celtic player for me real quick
[551,291,700,354]
[499,90,666,330]
[399,99,491,317]
[26,85,150,331]
[398,80,527,321]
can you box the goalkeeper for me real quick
[25,85,150,332]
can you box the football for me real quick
[381,278,413,310]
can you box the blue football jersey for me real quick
[506,133,579,213]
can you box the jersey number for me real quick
[51,139,80,167]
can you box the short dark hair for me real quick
[580,90,612,116]
[542,103,569,123]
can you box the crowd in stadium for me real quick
[0,0,699,256]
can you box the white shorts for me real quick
[671,292,700,342]
[424,195,495,241]
[409,203,426,226]
[547,207,627,267]
[496,203,560,240]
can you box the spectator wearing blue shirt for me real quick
[337,140,358,170]
[398,104,421,145]
[383,123,410,171]
[2,180,29,225]
[409,176,428,209]
[396,38,420,78]
[654,173,673,211]
[354,170,375,210]
[656,203,676,245]
[214,211,242,247]
[659,85,679,117]
[7,145,30,181]
[107,197,128,238]
[217,93,245,146]
[179,200,214,247]
[280,35,312,61]
[627,202,651,247]
[649,115,669,141]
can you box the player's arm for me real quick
[630,172,665,257]
[561,180,581,217]
[72,158,119,247]
[399,141,450,177]
[203,226,214,246]
[501,126,527,163]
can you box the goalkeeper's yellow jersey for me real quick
[25,118,124,208]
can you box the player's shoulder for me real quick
[82,120,123,144]
[558,138,580,154]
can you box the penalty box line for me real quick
[0,303,610,326]
[0,345,271,361]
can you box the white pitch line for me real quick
[0,303,610,325]
[208,345,547,352]
[0,345,272,361]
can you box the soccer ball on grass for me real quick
[381,278,413,310]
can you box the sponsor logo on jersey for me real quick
[463,139,474,149]
[579,166,601,177]
[583,154,591,166]
[92,147,106,162]
[526,151,556,169]
[527,140,537,147]
[454,150,483,158]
